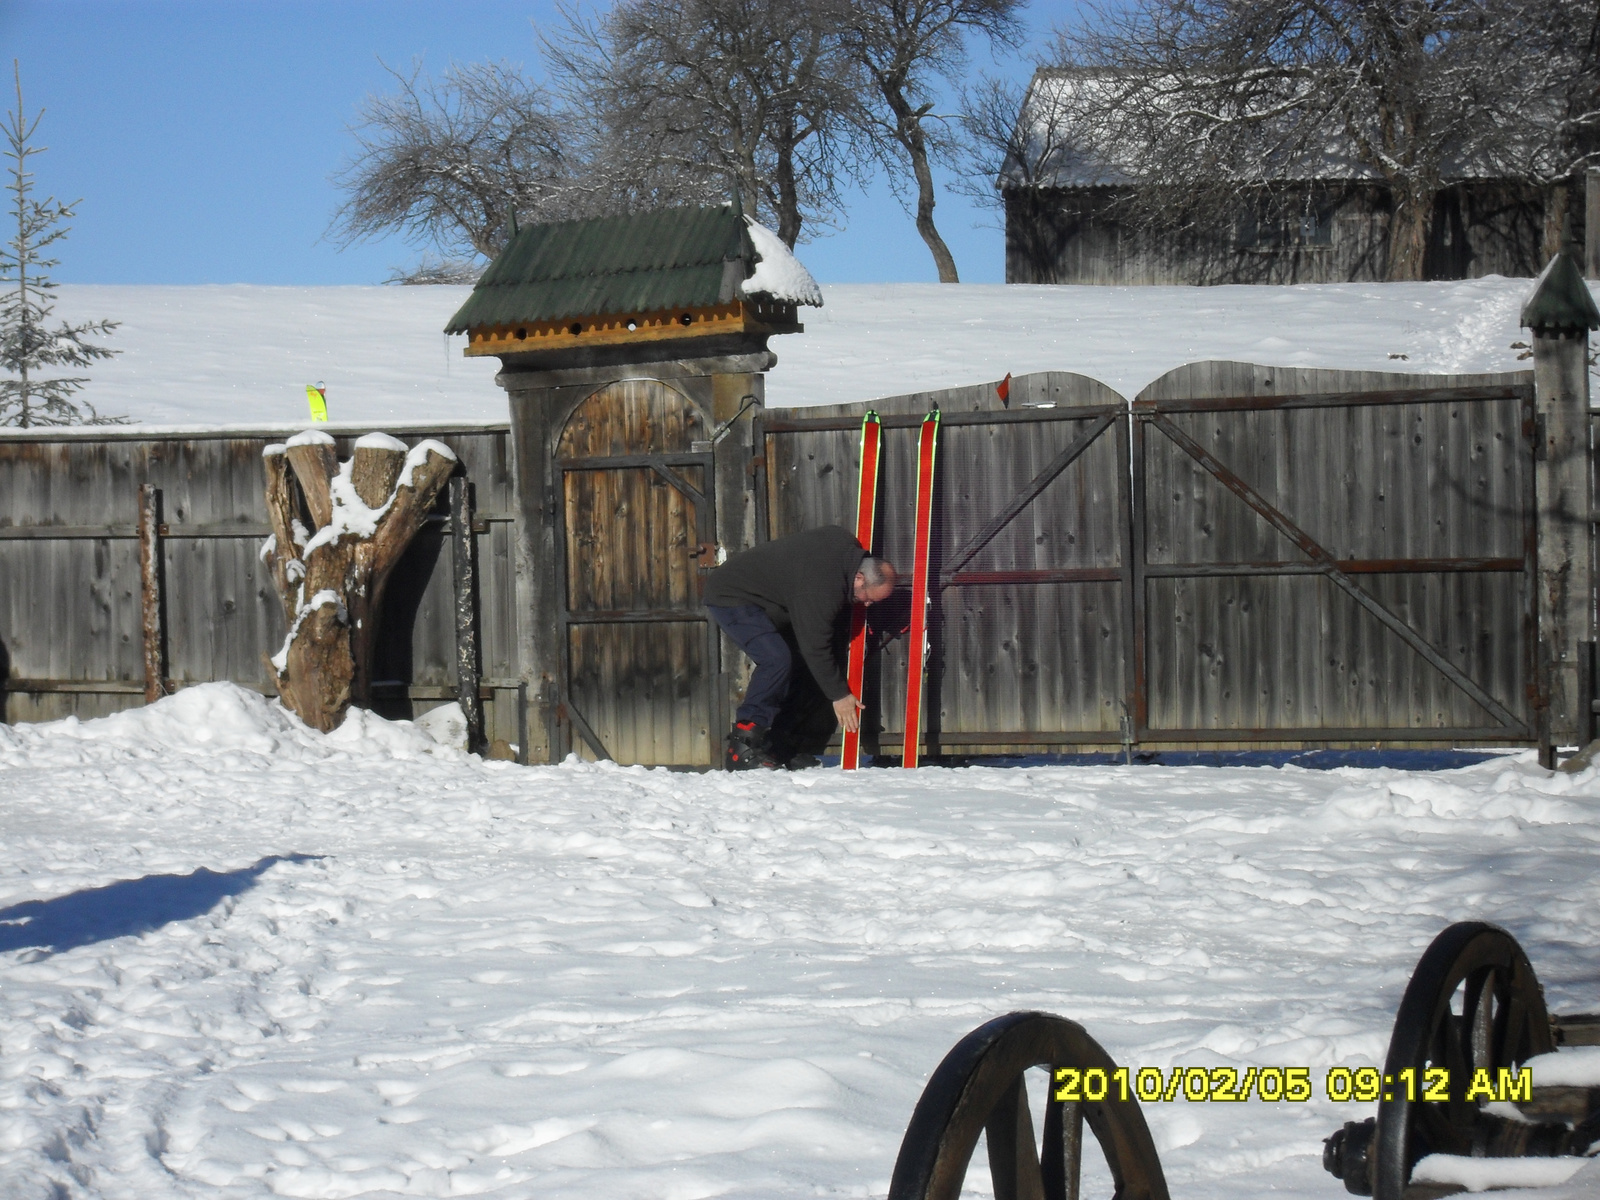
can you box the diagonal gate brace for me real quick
[562,701,614,762]
[647,461,708,511]
[941,413,1117,587]
[1149,413,1525,732]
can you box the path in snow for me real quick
[3,685,1599,1199]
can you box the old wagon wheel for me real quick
[1369,921,1555,1200]
[888,1011,1169,1200]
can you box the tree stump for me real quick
[260,430,458,732]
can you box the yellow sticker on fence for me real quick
[306,384,328,423]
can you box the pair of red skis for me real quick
[841,408,940,770]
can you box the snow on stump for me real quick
[259,430,457,732]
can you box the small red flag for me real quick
[997,373,1011,405]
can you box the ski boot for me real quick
[725,721,781,771]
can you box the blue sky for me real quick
[3,1,1085,287]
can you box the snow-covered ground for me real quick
[47,276,1592,432]
[13,276,1600,1196]
[4,684,1600,1199]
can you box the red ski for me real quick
[902,409,940,768]
[842,411,882,770]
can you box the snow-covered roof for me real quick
[740,218,823,307]
[444,204,818,339]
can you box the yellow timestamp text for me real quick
[1323,1066,1531,1104]
[1051,1065,1532,1104]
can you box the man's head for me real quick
[853,556,898,604]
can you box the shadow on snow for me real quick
[0,854,320,956]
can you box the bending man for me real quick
[704,525,897,770]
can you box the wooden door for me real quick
[556,379,717,766]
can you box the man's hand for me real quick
[833,694,864,733]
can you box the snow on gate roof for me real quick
[442,204,822,336]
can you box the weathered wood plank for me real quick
[0,427,519,725]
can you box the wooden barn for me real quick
[1002,68,1574,286]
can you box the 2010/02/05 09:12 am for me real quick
[1050,1065,1534,1105]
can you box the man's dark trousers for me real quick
[706,604,791,728]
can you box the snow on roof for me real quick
[740,218,823,307]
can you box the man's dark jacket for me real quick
[703,525,865,701]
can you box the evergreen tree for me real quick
[1,62,120,427]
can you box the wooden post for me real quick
[710,371,762,755]
[1523,251,1599,764]
[450,474,485,754]
[1587,169,1600,280]
[1580,641,1597,749]
[506,383,566,763]
[516,681,529,765]
[137,483,167,704]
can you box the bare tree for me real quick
[332,56,725,272]
[1504,0,1600,252]
[1043,0,1574,281]
[954,71,1098,274]
[384,255,484,286]
[839,0,1024,282]
[329,60,579,261]
[548,0,865,247]
[955,72,1084,208]
[1,62,120,428]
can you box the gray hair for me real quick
[860,556,897,587]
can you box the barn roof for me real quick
[443,205,820,335]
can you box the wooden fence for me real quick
[0,424,527,751]
[0,360,1567,761]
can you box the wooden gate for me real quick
[1133,376,1537,744]
[556,379,718,766]
[761,367,1538,755]
[760,373,1133,754]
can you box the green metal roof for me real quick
[1521,251,1600,334]
[444,205,756,333]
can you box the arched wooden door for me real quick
[556,379,717,766]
